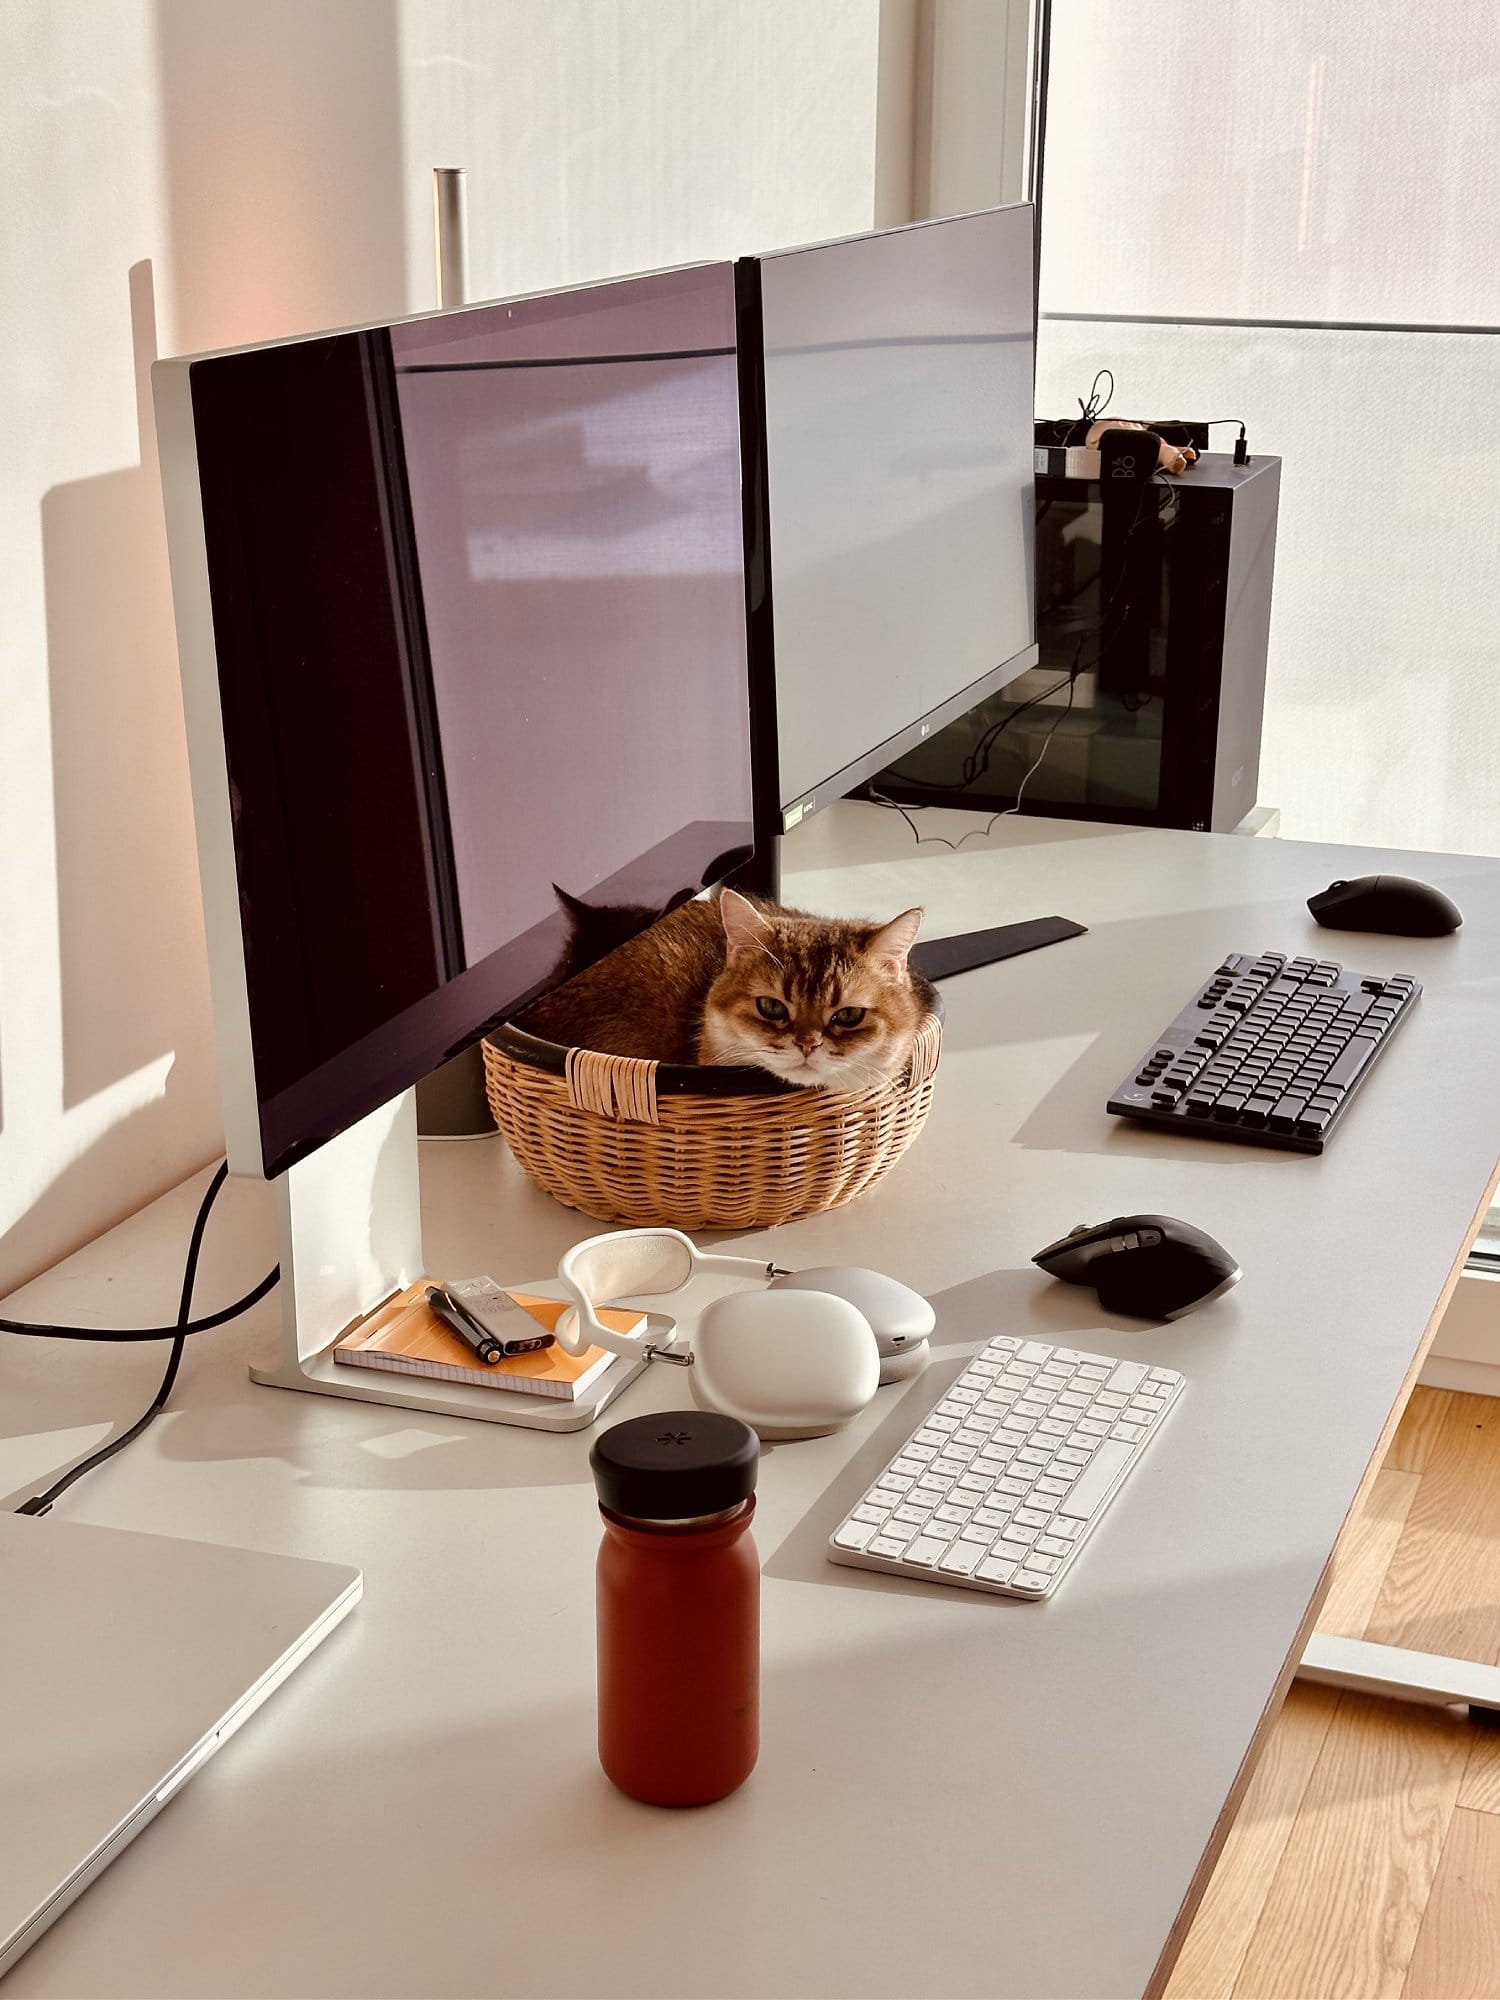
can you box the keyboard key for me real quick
[1323,1037,1378,1091]
[834,1520,877,1550]
[939,1541,989,1576]
[903,1537,949,1567]
[1013,1568,1054,1591]
[976,1556,1017,1585]
[1058,1440,1135,1519]
[868,1536,908,1559]
[1107,1362,1147,1394]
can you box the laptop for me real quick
[0,1511,360,1977]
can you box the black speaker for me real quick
[876,451,1281,832]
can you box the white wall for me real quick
[0,0,884,1296]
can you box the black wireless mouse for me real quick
[1032,1215,1240,1321]
[1308,874,1462,937]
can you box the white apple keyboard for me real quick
[827,1335,1184,1599]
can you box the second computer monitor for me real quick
[748,204,1037,834]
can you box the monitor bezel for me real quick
[154,265,754,1180]
[735,203,1039,843]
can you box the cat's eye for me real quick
[755,996,789,1022]
[829,1006,867,1029]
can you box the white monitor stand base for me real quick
[246,1090,646,1432]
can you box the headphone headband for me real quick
[554,1228,777,1358]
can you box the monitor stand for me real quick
[247,1092,648,1431]
[741,829,1088,978]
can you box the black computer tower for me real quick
[875,452,1280,832]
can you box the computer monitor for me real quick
[737,204,1037,876]
[156,264,755,1178]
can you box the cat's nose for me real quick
[795,1033,822,1056]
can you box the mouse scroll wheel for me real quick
[1067,1224,1093,1239]
[1139,1229,1163,1249]
[1330,880,1347,890]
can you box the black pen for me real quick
[425,1285,504,1365]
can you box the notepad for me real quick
[333,1289,641,1401]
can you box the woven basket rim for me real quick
[486,993,944,1101]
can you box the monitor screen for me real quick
[753,206,1036,820]
[184,265,753,1174]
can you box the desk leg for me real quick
[1297,1632,1500,1718]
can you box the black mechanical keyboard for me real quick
[1107,951,1420,1153]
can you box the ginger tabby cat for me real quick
[520,888,931,1091]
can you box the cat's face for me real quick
[699,891,925,1089]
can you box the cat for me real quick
[518,888,932,1090]
[549,883,696,983]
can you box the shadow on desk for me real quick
[140,1373,606,1495]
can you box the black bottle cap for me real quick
[590,1411,759,1521]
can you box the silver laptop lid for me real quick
[0,1513,360,1976]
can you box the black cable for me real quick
[1063,367,1114,444]
[13,1164,275,1516]
[0,1266,278,1342]
[887,465,1173,796]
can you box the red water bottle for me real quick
[589,1411,760,1806]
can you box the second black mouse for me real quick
[1307,874,1462,937]
[1033,1215,1240,1321]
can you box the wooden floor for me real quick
[1166,1388,1500,2000]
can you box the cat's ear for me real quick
[553,883,591,922]
[868,907,923,971]
[719,888,772,963]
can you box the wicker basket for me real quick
[480,1011,943,1231]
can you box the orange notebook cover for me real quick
[333,1289,640,1400]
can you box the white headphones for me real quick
[555,1229,934,1440]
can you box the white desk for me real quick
[5,805,1500,2000]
